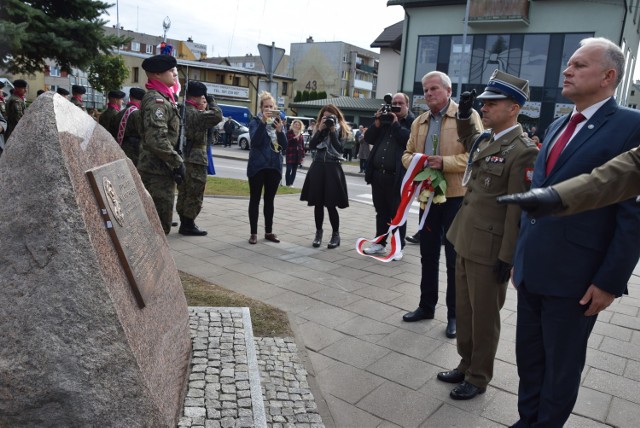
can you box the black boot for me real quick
[327,231,340,249]
[179,216,208,236]
[312,229,323,248]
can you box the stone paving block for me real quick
[624,359,640,381]
[264,290,316,314]
[366,351,441,390]
[352,284,404,303]
[583,367,640,404]
[310,286,364,307]
[585,348,627,375]
[306,350,340,374]
[423,342,462,370]
[606,397,640,428]
[323,394,383,427]
[598,336,640,362]
[565,413,610,427]
[315,360,386,404]
[321,336,391,369]
[334,315,397,339]
[489,359,519,395]
[610,313,640,331]
[572,386,612,422]
[357,382,441,427]
[495,337,517,365]
[297,302,358,329]
[298,320,347,352]
[343,297,403,321]
[422,403,504,428]
[278,278,326,296]
[479,389,518,425]
[593,320,634,341]
[375,328,441,361]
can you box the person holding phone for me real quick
[301,104,350,249]
[246,91,287,244]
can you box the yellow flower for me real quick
[433,194,447,204]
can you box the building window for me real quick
[415,36,439,81]
[233,76,240,86]
[520,34,550,87]
[343,55,348,62]
[50,65,61,77]
[282,82,288,96]
[131,41,141,52]
[146,44,154,54]
[132,67,139,83]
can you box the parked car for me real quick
[215,118,248,145]
[238,132,250,150]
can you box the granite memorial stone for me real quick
[0,92,192,426]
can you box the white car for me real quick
[238,132,250,150]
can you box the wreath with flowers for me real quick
[414,135,447,208]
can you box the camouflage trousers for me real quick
[176,161,207,220]
[121,137,140,166]
[140,172,176,234]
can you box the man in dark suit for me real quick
[510,37,640,427]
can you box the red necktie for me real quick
[546,113,586,175]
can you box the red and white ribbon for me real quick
[356,154,433,262]
[116,105,138,146]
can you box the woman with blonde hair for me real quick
[246,91,287,244]
[285,119,306,186]
[301,104,350,249]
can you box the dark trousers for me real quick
[343,148,353,162]
[514,285,597,427]
[285,163,298,186]
[359,158,367,173]
[371,170,405,247]
[418,196,462,319]
[248,169,280,234]
[224,133,232,147]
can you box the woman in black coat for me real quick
[300,104,350,249]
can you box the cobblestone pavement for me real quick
[178,307,324,428]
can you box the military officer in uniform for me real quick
[499,145,640,217]
[71,85,87,111]
[437,70,539,400]
[5,79,28,141]
[99,90,125,135]
[138,54,184,234]
[176,81,222,236]
[111,87,145,165]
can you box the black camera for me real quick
[325,114,338,128]
[379,93,401,124]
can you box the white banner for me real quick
[203,83,249,99]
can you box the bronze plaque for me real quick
[86,159,166,308]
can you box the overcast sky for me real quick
[102,0,406,57]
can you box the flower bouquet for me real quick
[414,135,447,208]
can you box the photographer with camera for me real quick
[246,91,287,245]
[301,104,350,249]
[362,93,415,261]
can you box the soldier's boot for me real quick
[179,215,208,236]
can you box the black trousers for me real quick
[514,285,597,427]
[418,196,462,319]
[370,170,405,247]
[248,169,280,234]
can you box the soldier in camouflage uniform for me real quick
[0,81,6,117]
[111,87,145,165]
[5,79,28,141]
[137,54,184,234]
[71,85,87,111]
[99,90,125,137]
[176,81,222,236]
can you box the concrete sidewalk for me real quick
[169,147,640,427]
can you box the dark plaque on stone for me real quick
[87,159,168,308]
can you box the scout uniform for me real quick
[445,70,539,395]
[5,79,28,141]
[112,87,146,166]
[137,54,183,234]
[70,85,87,111]
[99,90,125,137]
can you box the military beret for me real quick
[72,85,86,94]
[56,87,70,96]
[187,81,207,98]
[108,90,126,99]
[142,54,177,73]
[13,79,28,88]
[129,87,145,100]
[0,81,4,88]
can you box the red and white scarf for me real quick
[356,154,434,262]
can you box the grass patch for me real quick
[180,271,292,337]
[205,176,300,197]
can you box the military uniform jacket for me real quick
[447,120,539,266]
[137,89,183,176]
[99,107,119,138]
[70,97,86,111]
[6,94,26,139]
[183,103,222,166]
[553,146,640,216]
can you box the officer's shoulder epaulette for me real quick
[519,136,537,148]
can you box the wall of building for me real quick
[376,49,402,96]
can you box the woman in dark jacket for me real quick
[285,119,305,186]
[247,91,287,244]
[300,104,350,249]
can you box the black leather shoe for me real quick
[437,369,465,384]
[402,307,434,322]
[312,230,323,248]
[446,318,456,338]
[265,233,280,243]
[327,231,340,249]
[179,223,208,236]
[450,381,486,400]
[405,233,420,244]
[171,221,179,227]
